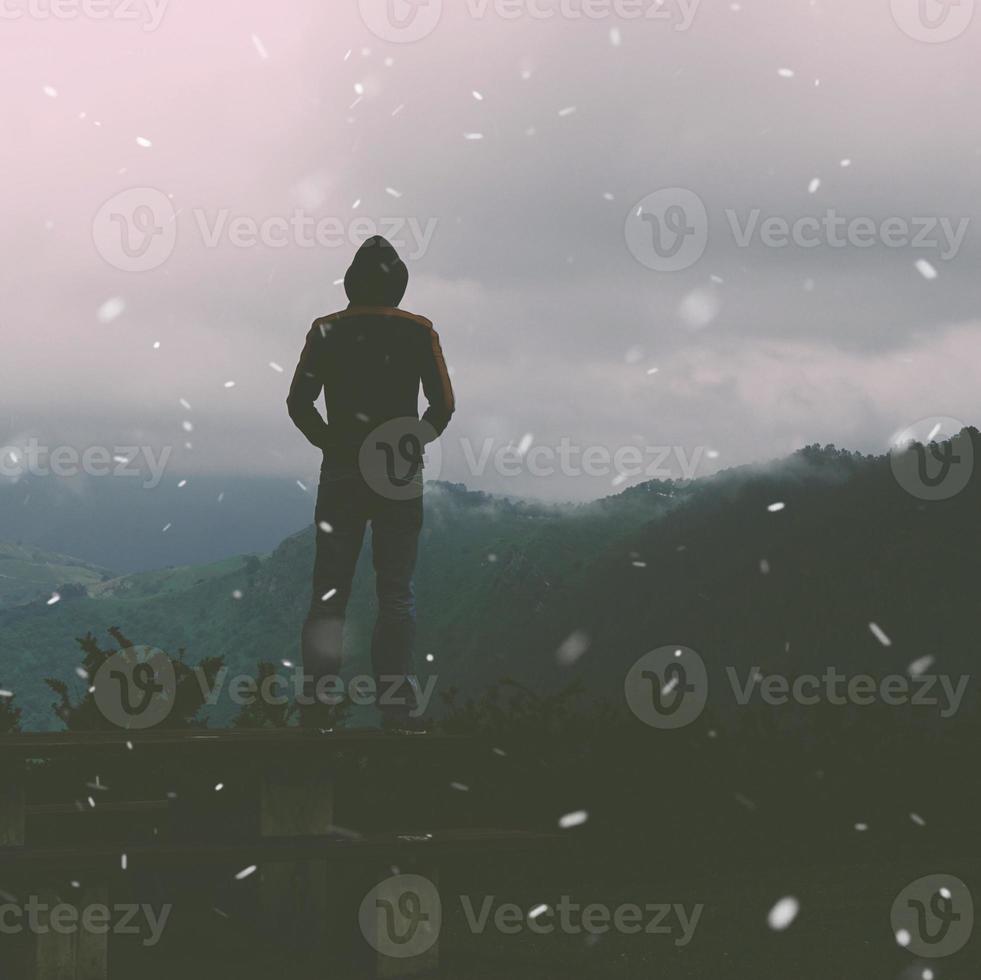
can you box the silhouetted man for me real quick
[287,237,454,732]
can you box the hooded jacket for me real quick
[287,237,455,459]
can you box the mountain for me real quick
[2,430,979,731]
[0,473,315,573]
[0,543,113,610]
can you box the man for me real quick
[287,237,454,733]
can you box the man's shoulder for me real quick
[313,307,434,333]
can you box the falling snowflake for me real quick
[868,622,891,647]
[97,297,126,324]
[767,896,800,931]
[251,34,269,60]
[556,630,590,666]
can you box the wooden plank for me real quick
[259,761,334,939]
[369,868,441,980]
[0,828,566,872]
[0,729,466,757]
[75,884,109,980]
[33,887,76,980]
[260,763,334,836]
[31,884,109,980]
[26,801,169,817]
[0,776,25,846]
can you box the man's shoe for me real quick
[381,715,429,735]
[299,702,335,734]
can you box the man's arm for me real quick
[287,323,332,450]
[419,324,455,438]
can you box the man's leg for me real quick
[300,463,366,727]
[369,491,423,723]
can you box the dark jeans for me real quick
[301,459,423,722]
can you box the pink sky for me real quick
[3,0,980,499]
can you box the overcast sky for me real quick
[2,0,980,500]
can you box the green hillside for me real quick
[2,430,980,732]
[0,543,113,610]
[0,482,679,729]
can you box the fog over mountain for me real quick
[3,0,980,502]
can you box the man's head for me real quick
[344,236,409,307]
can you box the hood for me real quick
[343,236,409,307]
